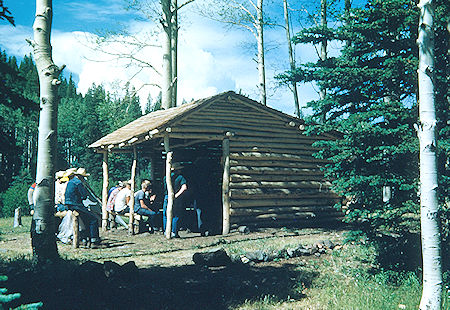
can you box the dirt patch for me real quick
[0,220,346,309]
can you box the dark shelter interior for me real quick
[144,139,224,234]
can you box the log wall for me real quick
[170,97,343,227]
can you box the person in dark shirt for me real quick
[133,180,159,233]
[64,168,100,247]
[163,162,187,238]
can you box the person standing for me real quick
[27,182,36,213]
[163,162,187,238]
[64,168,100,247]
[55,170,68,212]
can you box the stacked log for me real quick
[173,97,343,227]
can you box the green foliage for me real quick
[0,174,33,218]
[0,275,43,309]
[279,0,449,250]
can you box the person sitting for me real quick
[112,181,132,229]
[64,168,101,247]
[55,170,69,212]
[133,180,159,233]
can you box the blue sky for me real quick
[0,0,341,115]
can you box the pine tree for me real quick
[282,0,448,243]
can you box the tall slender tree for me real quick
[417,0,442,308]
[30,0,63,262]
[283,0,301,117]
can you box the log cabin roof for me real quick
[89,91,317,151]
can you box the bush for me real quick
[0,179,31,218]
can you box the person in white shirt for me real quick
[114,181,132,213]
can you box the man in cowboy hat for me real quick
[64,168,100,247]
[163,162,187,238]
[55,170,69,212]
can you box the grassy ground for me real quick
[0,216,445,309]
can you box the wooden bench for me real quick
[55,210,80,248]
[31,209,81,248]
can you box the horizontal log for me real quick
[229,140,320,150]
[230,160,321,169]
[230,216,344,227]
[230,174,326,182]
[230,205,342,216]
[230,197,340,208]
[230,152,329,163]
[195,109,282,121]
[186,115,283,127]
[230,147,316,156]
[229,180,332,189]
[229,187,338,198]
[230,166,324,176]
[165,132,225,140]
[171,124,305,139]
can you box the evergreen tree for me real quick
[280,0,449,241]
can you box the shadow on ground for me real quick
[2,256,318,310]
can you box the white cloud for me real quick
[0,4,324,117]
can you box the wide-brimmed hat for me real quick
[63,168,77,178]
[75,167,90,177]
[55,170,65,179]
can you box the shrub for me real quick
[0,179,31,218]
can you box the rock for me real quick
[321,239,335,249]
[308,244,319,255]
[103,260,121,279]
[238,226,250,234]
[193,249,231,267]
[286,248,297,258]
[244,250,267,262]
[121,261,139,279]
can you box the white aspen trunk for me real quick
[101,151,108,231]
[283,0,301,118]
[417,1,442,309]
[164,135,174,239]
[31,0,61,262]
[129,146,137,235]
[161,0,173,110]
[222,138,231,234]
[256,0,266,106]
[319,0,328,123]
[171,0,178,107]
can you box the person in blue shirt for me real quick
[163,162,187,238]
[64,168,100,247]
[133,180,159,233]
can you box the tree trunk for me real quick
[161,0,173,110]
[319,0,327,123]
[283,0,301,118]
[31,0,60,263]
[171,0,178,107]
[417,0,442,309]
[164,135,174,239]
[101,151,109,231]
[256,0,266,106]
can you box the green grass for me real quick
[232,243,425,310]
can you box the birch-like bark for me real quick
[164,135,174,239]
[256,0,266,106]
[319,0,328,123]
[283,0,301,118]
[161,0,173,110]
[417,1,442,309]
[171,0,178,107]
[31,0,61,262]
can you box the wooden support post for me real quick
[13,207,22,228]
[72,210,79,249]
[164,134,174,239]
[129,146,137,235]
[222,138,231,235]
[101,151,109,231]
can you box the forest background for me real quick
[0,0,449,282]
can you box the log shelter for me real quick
[89,91,342,235]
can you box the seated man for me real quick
[133,180,159,233]
[64,168,101,247]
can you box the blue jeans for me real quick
[136,207,158,228]
[163,195,180,235]
[66,204,99,241]
[193,199,204,232]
